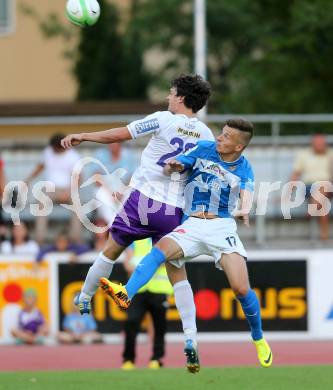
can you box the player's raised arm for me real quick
[61,127,132,149]
[61,111,168,149]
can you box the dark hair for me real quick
[50,133,65,149]
[57,229,69,238]
[171,74,211,113]
[225,118,254,145]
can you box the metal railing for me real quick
[1,112,333,129]
[1,113,333,145]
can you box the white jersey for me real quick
[127,111,214,207]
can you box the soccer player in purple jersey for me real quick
[61,74,213,369]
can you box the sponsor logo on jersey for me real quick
[195,160,243,189]
[177,127,201,139]
[135,118,159,134]
[200,161,227,180]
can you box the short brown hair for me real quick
[225,118,254,145]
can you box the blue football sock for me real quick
[237,289,263,341]
[125,247,166,299]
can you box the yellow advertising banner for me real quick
[0,262,50,340]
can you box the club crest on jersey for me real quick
[185,121,196,131]
[135,118,159,134]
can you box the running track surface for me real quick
[1,341,333,371]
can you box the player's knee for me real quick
[155,237,183,260]
[232,284,249,297]
[103,239,123,260]
[154,242,169,258]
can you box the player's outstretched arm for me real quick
[61,127,132,149]
[163,160,185,176]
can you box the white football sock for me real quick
[173,280,197,343]
[80,252,115,300]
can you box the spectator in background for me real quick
[290,134,333,240]
[0,222,39,256]
[11,288,48,345]
[121,238,173,370]
[26,133,82,244]
[36,230,91,263]
[91,143,137,225]
[57,303,103,344]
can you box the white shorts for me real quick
[166,217,247,270]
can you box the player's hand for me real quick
[61,134,84,149]
[163,160,185,175]
[232,210,250,227]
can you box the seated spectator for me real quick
[290,134,333,240]
[57,303,103,344]
[26,133,82,244]
[11,288,48,345]
[36,230,91,263]
[0,222,39,256]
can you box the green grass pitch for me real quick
[0,366,332,390]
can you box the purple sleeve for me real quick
[69,244,91,256]
[18,311,24,329]
[37,310,45,326]
[36,245,56,262]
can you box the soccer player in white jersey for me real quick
[61,74,214,361]
[101,119,273,372]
